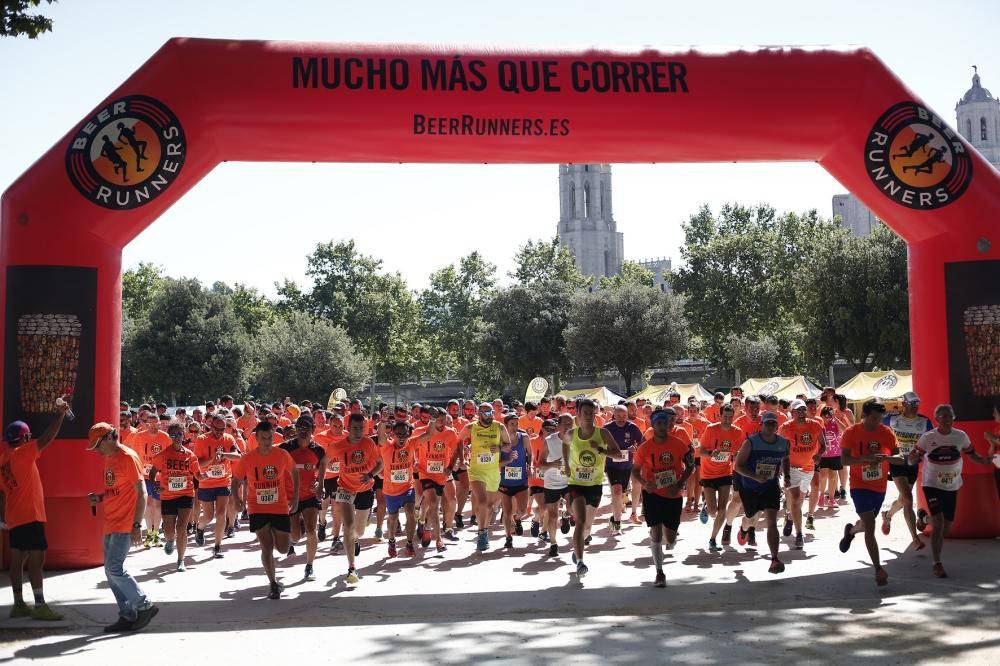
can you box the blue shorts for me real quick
[850,489,885,516]
[144,479,161,501]
[385,488,415,514]
[197,486,232,503]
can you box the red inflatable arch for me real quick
[2,39,998,566]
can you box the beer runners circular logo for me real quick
[864,101,972,209]
[65,95,186,210]
[262,465,277,480]
[872,374,899,395]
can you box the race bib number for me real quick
[936,470,958,488]
[532,467,544,479]
[711,449,730,463]
[574,467,594,482]
[655,470,677,488]
[334,489,356,505]
[143,464,153,476]
[256,488,277,505]
[897,442,914,458]
[862,463,883,481]
[168,476,187,491]
[504,466,523,481]
[477,453,494,465]
[755,462,776,480]
[427,461,444,474]
[328,460,341,474]
[391,468,411,484]
[208,464,225,479]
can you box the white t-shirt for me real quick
[884,414,932,459]
[916,428,973,492]
[543,432,568,490]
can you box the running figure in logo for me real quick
[116,122,148,173]
[891,132,933,160]
[902,146,946,175]
[99,135,130,182]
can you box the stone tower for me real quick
[956,67,1000,168]
[557,164,624,280]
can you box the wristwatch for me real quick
[132,522,142,530]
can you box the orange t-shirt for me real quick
[315,429,346,479]
[688,415,711,442]
[635,435,690,499]
[0,441,46,528]
[416,428,458,485]
[151,446,201,500]
[703,403,722,424]
[672,424,693,446]
[330,437,379,494]
[102,446,143,534]
[528,434,546,488]
[120,426,137,447]
[699,424,745,480]
[234,446,296,515]
[237,414,258,440]
[841,423,897,493]
[381,439,417,496]
[632,416,649,433]
[734,414,763,437]
[518,415,543,439]
[780,419,826,472]
[280,440,325,501]
[194,432,240,489]
[129,429,171,479]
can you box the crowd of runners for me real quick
[2,388,999,632]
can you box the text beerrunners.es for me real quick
[414,115,570,137]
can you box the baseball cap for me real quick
[761,411,779,424]
[295,415,315,428]
[790,399,806,410]
[902,391,920,404]
[87,422,115,450]
[4,420,30,442]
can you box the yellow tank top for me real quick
[469,421,501,472]
[568,426,606,486]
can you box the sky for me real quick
[2,0,998,295]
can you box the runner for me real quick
[910,404,994,578]
[149,423,203,571]
[458,403,512,551]
[561,399,622,577]
[699,405,744,551]
[604,405,643,535]
[280,415,326,580]
[1,400,70,620]
[881,391,932,550]
[838,400,900,586]
[328,413,383,583]
[817,407,845,508]
[232,421,298,599]
[315,414,346,551]
[632,408,693,587]
[86,423,159,632]
[541,414,572,556]
[499,413,531,549]
[779,400,826,549]
[527,419,550,540]
[724,395,764,545]
[415,407,460,550]
[129,414,170,548]
[377,417,418,558]
[732,410,790,573]
[194,414,242,558]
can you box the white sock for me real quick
[650,540,664,569]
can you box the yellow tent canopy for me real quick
[628,382,715,405]
[837,370,912,401]
[739,376,822,400]
[557,386,627,406]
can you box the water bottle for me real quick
[55,395,75,421]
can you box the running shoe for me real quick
[576,560,588,578]
[287,545,296,557]
[708,538,721,552]
[331,537,344,553]
[504,535,514,549]
[782,518,793,537]
[932,562,947,578]
[839,523,855,553]
[402,543,415,558]
[625,498,633,508]
[387,539,397,558]
[569,515,576,527]
[164,539,175,556]
[539,531,550,543]
[233,518,241,531]
[129,604,159,632]
[143,532,153,549]
[443,528,459,542]
[584,535,592,545]
[304,564,315,581]
[420,528,431,549]
[875,567,889,586]
[346,568,360,584]
[794,533,804,550]
[318,522,327,542]
[152,533,161,547]
[241,510,249,521]
[469,514,478,526]
[436,538,446,553]
[548,543,558,557]
[560,516,571,534]
[455,513,465,529]
[721,525,732,546]
[224,526,235,539]
[354,540,361,557]
[630,513,641,525]
[805,514,815,531]
[736,527,748,546]
[880,511,891,536]
[176,560,186,572]
[213,545,223,559]
[29,604,63,621]
[746,527,757,547]
[268,582,281,599]
[104,616,133,633]
[572,552,577,564]
[476,530,489,552]
[195,528,205,547]
[699,506,709,524]
[768,558,785,574]
[186,523,195,536]
[416,523,425,543]
[374,527,383,541]
[530,520,540,537]
[915,508,929,532]
[654,571,666,587]
[514,519,523,536]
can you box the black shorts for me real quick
[323,477,339,498]
[530,486,545,496]
[353,489,376,511]
[373,476,384,491]
[161,496,194,515]
[819,457,844,471]
[694,456,701,468]
[420,479,445,496]
[499,484,528,497]
[923,486,958,522]
[567,484,602,508]
[544,487,569,504]
[641,492,683,531]
[292,497,322,514]
[9,521,47,551]
[700,475,732,490]
[606,467,631,489]
[739,483,782,518]
[889,464,918,485]
[249,513,291,533]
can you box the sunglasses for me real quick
[480,410,494,416]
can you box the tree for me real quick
[1,0,55,38]
[796,223,909,372]
[565,285,688,395]
[479,283,574,393]
[121,262,165,320]
[599,261,655,289]
[510,237,591,290]
[250,312,370,401]
[211,281,276,335]
[726,335,780,379]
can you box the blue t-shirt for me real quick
[500,431,529,487]
[604,421,644,470]
[740,433,789,492]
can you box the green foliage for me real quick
[1,0,55,38]
[726,335,780,378]
[565,285,687,395]
[212,281,276,335]
[599,261,655,289]
[510,237,591,290]
[122,262,165,320]
[250,311,370,401]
